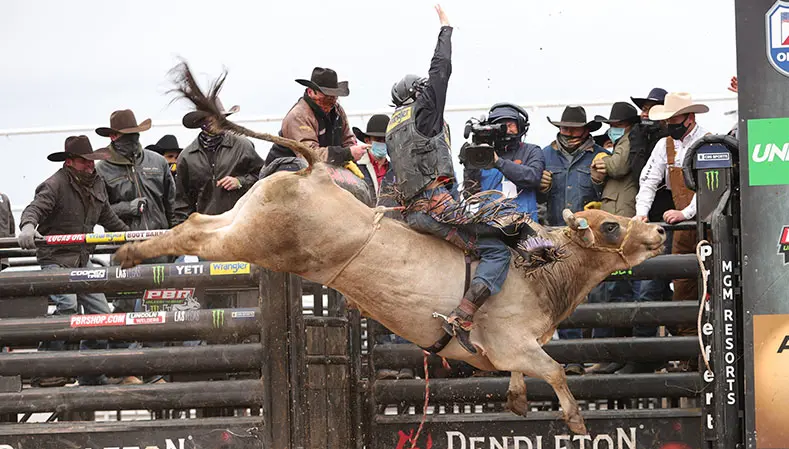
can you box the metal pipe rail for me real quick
[0,261,261,297]
[0,344,262,377]
[0,379,264,413]
[0,308,260,345]
[374,373,701,404]
[373,337,699,368]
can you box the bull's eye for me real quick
[603,222,619,234]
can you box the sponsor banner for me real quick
[45,234,86,245]
[70,313,126,328]
[231,309,256,319]
[114,266,143,279]
[747,117,789,186]
[754,314,789,447]
[85,232,126,244]
[125,230,168,241]
[212,309,225,328]
[174,310,201,323]
[766,0,789,77]
[69,268,108,282]
[209,262,251,275]
[143,288,195,305]
[779,226,789,264]
[125,312,166,325]
[170,264,205,276]
[151,265,166,285]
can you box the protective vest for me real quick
[385,105,454,201]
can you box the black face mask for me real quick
[66,165,97,187]
[667,117,690,140]
[113,133,141,161]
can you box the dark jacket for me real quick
[174,133,263,224]
[96,146,176,231]
[463,142,544,221]
[415,26,453,138]
[269,95,357,165]
[20,168,129,268]
[357,153,401,220]
[540,141,606,226]
[0,193,15,270]
[628,122,674,221]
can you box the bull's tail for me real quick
[168,60,317,171]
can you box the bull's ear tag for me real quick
[577,218,589,230]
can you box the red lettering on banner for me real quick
[69,313,126,328]
[46,234,86,244]
[396,430,432,449]
[144,289,194,300]
[781,227,789,245]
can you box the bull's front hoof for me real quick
[506,390,528,417]
[565,413,588,435]
[113,243,143,268]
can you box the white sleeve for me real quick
[682,194,697,220]
[635,139,668,217]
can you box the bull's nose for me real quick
[656,226,666,236]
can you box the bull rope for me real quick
[695,240,713,373]
[408,350,432,449]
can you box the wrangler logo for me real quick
[387,106,413,133]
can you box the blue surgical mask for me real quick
[607,127,626,143]
[371,141,388,159]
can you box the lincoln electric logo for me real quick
[779,226,789,264]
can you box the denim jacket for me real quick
[540,141,606,226]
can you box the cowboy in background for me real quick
[635,93,710,360]
[352,114,398,209]
[146,135,182,181]
[539,105,607,376]
[18,136,129,387]
[266,67,369,170]
[462,103,545,222]
[586,102,642,375]
[0,192,14,271]
[174,98,262,225]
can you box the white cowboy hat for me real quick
[648,92,709,121]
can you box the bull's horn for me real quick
[563,209,578,230]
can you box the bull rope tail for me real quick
[409,350,431,449]
[695,240,713,373]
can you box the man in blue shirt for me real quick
[463,103,544,222]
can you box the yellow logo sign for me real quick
[386,106,413,133]
[209,262,251,275]
[85,232,127,244]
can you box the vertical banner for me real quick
[735,0,789,447]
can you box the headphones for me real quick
[489,102,530,136]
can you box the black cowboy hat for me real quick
[182,98,240,129]
[594,102,640,124]
[145,135,182,155]
[296,67,349,97]
[631,87,667,110]
[593,133,611,147]
[96,109,152,137]
[48,135,111,162]
[547,106,601,132]
[352,114,390,142]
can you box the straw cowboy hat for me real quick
[296,67,350,97]
[648,92,709,121]
[47,135,111,162]
[95,109,152,137]
[352,114,390,142]
[547,106,602,132]
[182,97,240,129]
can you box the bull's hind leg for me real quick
[507,372,528,416]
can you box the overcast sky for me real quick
[0,0,738,215]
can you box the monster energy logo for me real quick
[212,309,224,328]
[705,170,720,191]
[152,265,165,285]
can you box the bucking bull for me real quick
[114,63,666,435]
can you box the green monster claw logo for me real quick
[212,309,224,328]
[705,170,720,191]
[152,266,165,285]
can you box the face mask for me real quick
[558,133,585,151]
[667,120,689,140]
[607,127,626,143]
[113,133,141,161]
[371,141,388,159]
[66,165,97,186]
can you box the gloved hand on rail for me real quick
[18,223,43,250]
[129,197,147,216]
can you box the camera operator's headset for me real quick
[488,102,530,137]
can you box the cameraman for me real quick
[462,104,544,221]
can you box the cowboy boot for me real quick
[441,282,491,354]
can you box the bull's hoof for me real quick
[113,243,143,268]
[506,390,528,417]
[565,413,588,435]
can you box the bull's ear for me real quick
[563,209,595,247]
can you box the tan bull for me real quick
[114,63,666,434]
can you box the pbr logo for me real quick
[766,1,789,77]
[779,226,789,264]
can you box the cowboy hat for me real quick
[47,135,111,162]
[296,67,349,97]
[648,92,709,121]
[631,87,668,110]
[145,135,182,155]
[182,98,240,129]
[352,114,390,142]
[593,133,611,148]
[547,106,601,132]
[595,102,640,124]
[95,109,152,137]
